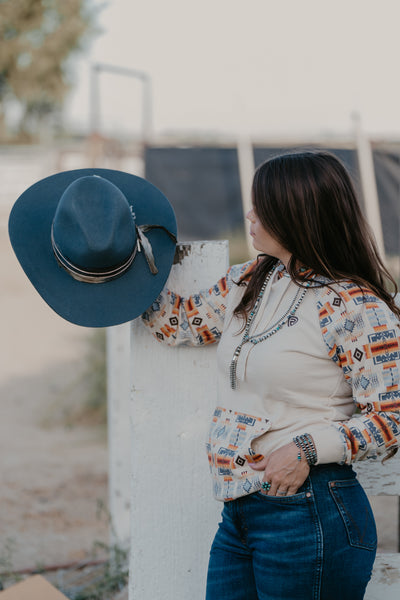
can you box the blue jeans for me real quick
[206,465,376,600]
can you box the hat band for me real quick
[51,225,137,283]
[51,224,177,284]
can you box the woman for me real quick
[142,151,400,600]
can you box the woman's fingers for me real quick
[248,457,267,471]
[249,442,310,496]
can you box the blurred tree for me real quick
[0,0,99,140]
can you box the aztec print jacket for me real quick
[142,260,400,501]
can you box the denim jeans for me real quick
[206,464,376,600]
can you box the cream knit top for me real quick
[142,260,400,501]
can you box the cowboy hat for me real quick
[8,168,177,327]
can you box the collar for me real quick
[276,261,315,281]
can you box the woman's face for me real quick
[246,207,291,267]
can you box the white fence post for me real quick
[353,114,386,262]
[128,241,229,600]
[237,137,257,258]
[106,323,131,548]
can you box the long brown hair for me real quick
[234,151,400,321]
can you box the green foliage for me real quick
[0,542,128,600]
[0,539,21,590]
[77,329,108,426]
[0,513,128,599]
[71,544,129,600]
[41,329,108,430]
[0,0,101,138]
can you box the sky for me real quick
[65,0,400,140]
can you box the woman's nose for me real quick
[246,209,254,221]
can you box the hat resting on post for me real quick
[8,168,177,328]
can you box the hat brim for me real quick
[8,168,177,327]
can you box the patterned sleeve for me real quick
[141,260,257,346]
[318,283,400,463]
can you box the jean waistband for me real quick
[308,463,355,483]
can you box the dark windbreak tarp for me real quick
[145,145,399,257]
[145,147,242,240]
[373,149,400,256]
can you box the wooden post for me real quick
[128,241,229,599]
[106,323,131,548]
[353,113,386,262]
[237,137,257,258]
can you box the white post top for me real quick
[129,240,229,600]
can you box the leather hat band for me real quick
[51,224,177,284]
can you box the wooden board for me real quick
[0,575,68,600]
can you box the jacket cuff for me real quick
[310,426,347,465]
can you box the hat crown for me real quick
[52,176,136,271]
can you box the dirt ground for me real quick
[1,205,109,572]
[0,191,399,578]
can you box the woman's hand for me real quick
[248,442,310,496]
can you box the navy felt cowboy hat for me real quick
[8,168,177,327]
